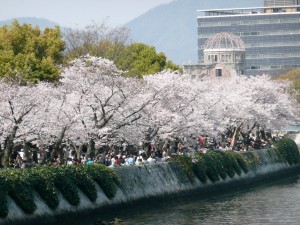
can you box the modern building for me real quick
[197,1,300,76]
[264,0,300,7]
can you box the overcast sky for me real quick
[0,0,173,27]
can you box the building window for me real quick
[221,55,225,62]
[214,55,218,62]
[216,69,222,77]
[199,18,300,27]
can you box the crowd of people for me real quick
[65,150,170,168]
[10,148,171,169]
[8,133,283,169]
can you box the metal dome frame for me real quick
[204,32,245,51]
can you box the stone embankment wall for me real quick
[1,145,299,225]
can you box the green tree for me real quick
[0,21,65,83]
[120,44,182,77]
[276,69,300,102]
[117,43,165,78]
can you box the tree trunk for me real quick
[143,127,159,157]
[87,138,95,159]
[2,126,18,168]
[51,127,67,163]
[241,132,250,151]
[76,145,83,160]
[260,128,266,141]
[23,142,30,162]
[230,124,243,149]
[41,147,48,164]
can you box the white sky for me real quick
[0,0,173,27]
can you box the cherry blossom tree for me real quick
[117,70,218,155]
[0,55,298,166]
[0,82,53,167]
[134,72,203,140]
[114,70,299,151]
[59,55,160,158]
[201,75,299,148]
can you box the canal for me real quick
[56,172,300,225]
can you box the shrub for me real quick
[193,154,207,183]
[201,153,220,182]
[84,164,120,199]
[23,168,59,210]
[212,151,236,178]
[0,163,122,216]
[224,151,242,176]
[3,169,36,214]
[207,151,228,180]
[0,175,8,218]
[64,166,97,202]
[228,151,249,173]
[274,138,300,165]
[48,167,80,206]
[171,155,195,182]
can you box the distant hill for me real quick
[0,17,59,30]
[126,0,263,64]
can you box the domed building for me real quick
[203,32,246,76]
[183,32,246,77]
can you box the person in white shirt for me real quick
[147,155,156,164]
[135,158,143,166]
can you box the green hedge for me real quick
[201,153,220,182]
[0,164,120,216]
[0,175,8,218]
[50,167,80,206]
[82,164,120,199]
[190,145,297,184]
[171,155,195,182]
[63,166,97,202]
[173,151,249,184]
[224,151,242,176]
[207,151,228,180]
[23,168,59,210]
[274,138,300,165]
[3,169,36,214]
[193,154,207,183]
[212,151,236,178]
[228,151,249,173]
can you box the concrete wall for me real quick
[1,148,299,225]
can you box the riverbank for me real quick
[0,139,299,225]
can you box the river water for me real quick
[58,172,300,225]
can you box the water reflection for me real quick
[56,174,300,225]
